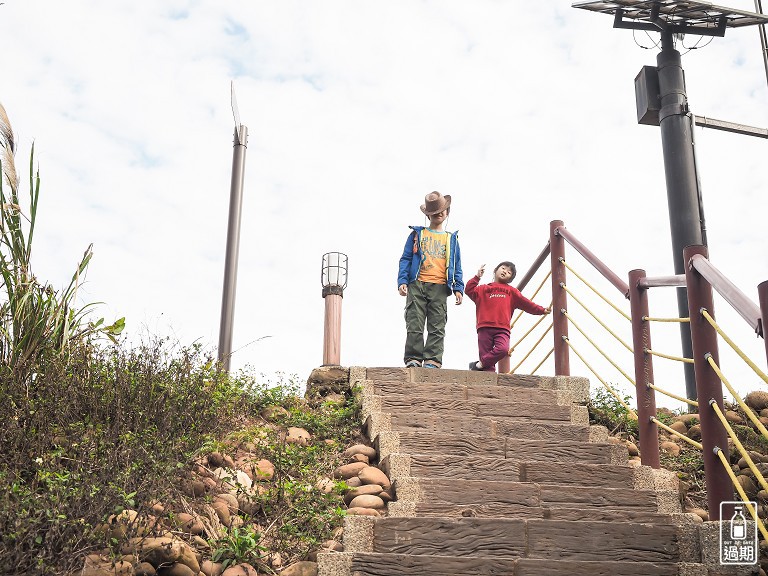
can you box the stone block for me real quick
[316,552,352,576]
[341,516,375,553]
[570,405,589,426]
[589,425,610,443]
[379,453,411,480]
[375,432,401,460]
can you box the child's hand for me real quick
[544,306,552,315]
[477,264,485,278]
[398,284,408,296]
[454,291,463,305]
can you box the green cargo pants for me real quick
[403,280,448,367]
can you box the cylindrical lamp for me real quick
[321,252,348,365]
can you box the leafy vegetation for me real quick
[0,104,364,575]
[587,386,639,436]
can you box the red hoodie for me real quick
[465,275,547,330]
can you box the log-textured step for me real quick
[389,477,670,518]
[383,412,589,440]
[377,430,625,463]
[370,380,562,404]
[384,454,637,487]
[317,367,727,576]
[348,555,682,576]
[369,517,682,563]
[375,393,575,421]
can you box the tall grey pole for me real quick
[757,0,768,87]
[218,123,248,371]
[657,31,704,403]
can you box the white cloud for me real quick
[0,0,766,410]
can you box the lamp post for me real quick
[321,252,348,366]
[573,0,768,402]
[217,83,248,372]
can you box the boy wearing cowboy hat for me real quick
[397,191,464,369]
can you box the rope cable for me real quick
[710,400,768,493]
[645,348,695,364]
[715,447,768,542]
[559,257,631,322]
[531,347,554,376]
[509,311,551,354]
[650,416,703,449]
[564,311,636,387]
[511,323,554,374]
[647,383,699,407]
[701,309,768,387]
[644,316,690,323]
[565,337,638,419]
[706,355,768,440]
[562,283,633,353]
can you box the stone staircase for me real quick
[319,367,755,576]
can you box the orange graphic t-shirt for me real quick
[417,229,448,284]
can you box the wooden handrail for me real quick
[689,254,762,335]
[516,241,550,293]
[555,226,630,298]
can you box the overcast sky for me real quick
[1,1,766,409]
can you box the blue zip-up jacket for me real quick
[397,226,464,294]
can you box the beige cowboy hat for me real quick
[420,191,452,216]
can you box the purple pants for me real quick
[477,327,511,372]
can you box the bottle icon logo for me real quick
[731,506,746,540]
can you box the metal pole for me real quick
[657,31,704,403]
[628,269,660,469]
[218,124,248,371]
[756,0,768,88]
[550,220,569,376]
[759,280,768,368]
[322,286,343,365]
[684,245,732,520]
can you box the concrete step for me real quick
[334,554,686,576]
[366,517,685,563]
[366,367,553,387]
[388,477,677,518]
[371,412,589,441]
[368,380,562,404]
[381,454,638,488]
[376,430,627,464]
[371,393,578,422]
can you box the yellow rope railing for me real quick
[511,271,552,330]
[650,416,703,449]
[530,347,554,375]
[647,383,699,408]
[710,400,768,493]
[559,257,631,322]
[509,309,552,354]
[706,354,768,440]
[564,337,638,419]
[561,283,633,353]
[701,309,768,387]
[644,348,694,364]
[715,447,768,542]
[563,311,636,387]
[510,323,554,374]
[644,316,690,323]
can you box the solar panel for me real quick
[573,0,768,36]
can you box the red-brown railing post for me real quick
[759,280,768,369]
[684,245,732,520]
[550,220,569,376]
[628,269,660,469]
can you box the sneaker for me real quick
[423,363,440,369]
[468,361,481,371]
[405,359,421,368]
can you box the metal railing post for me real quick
[550,220,569,376]
[628,269,660,468]
[684,245,732,519]
[759,280,768,369]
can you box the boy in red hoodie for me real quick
[466,261,550,372]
